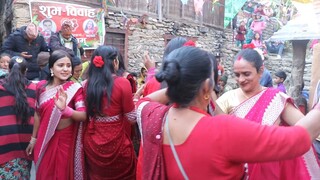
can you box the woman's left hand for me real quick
[54,86,68,110]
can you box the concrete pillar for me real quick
[309,43,320,108]
[289,40,309,99]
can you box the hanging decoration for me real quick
[224,0,247,28]
[181,0,188,5]
[194,0,205,16]
[211,0,222,12]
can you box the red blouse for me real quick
[162,115,311,179]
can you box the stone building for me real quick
[1,0,314,96]
[6,0,234,74]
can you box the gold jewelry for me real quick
[204,94,210,100]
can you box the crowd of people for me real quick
[235,1,285,60]
[0,19,320,180]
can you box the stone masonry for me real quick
[9,0,314,94]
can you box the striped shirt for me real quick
[0,82,36,164]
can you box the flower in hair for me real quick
[93,56,104,68]
[183,40,196,47]
[242,43,255,49]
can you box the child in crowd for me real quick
[235,21,247,48]
[251,33,266,52]
[250,12,266,36]
[218,75,232,97]
[274,70,287,93]
[0,53,11,78]
[243,1,254,16]
[71,58,83,84]
[137,67,147,88]
[245,13,255,44]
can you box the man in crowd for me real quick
[1,23,49,80]
[265,39,285,59]
[50,20,84,59]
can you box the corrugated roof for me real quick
[270,0,320,41]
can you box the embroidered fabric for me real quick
[95,115,120,122]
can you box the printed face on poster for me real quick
[30,1,105,49]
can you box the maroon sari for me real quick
[83,77,137,179]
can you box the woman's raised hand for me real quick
[54,86,68,111]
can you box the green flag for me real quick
[224,0,247,28]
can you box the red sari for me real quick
[232,88,320,180]
[34,80,86,180]
[83,77,137,179]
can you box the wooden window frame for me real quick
[105,28,129,68]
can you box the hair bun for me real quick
[156,60,180,84]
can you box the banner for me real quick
[224,0,247,28]
[30,1,105,49]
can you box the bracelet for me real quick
[29,137,37,145]
[61,106,74,118]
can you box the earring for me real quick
[50,70,54,77]
[204,94,210,100]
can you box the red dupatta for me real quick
[232,88,320,180]
[34,81,82,170]
[137,99,171,180]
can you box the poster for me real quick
[30,1,105,49]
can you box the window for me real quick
[105,29,128,66]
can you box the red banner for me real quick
[30,1,105,49]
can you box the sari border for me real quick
[74,122,84,180]
[137,101,149,144]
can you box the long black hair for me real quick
[156,47,212,107]
[2,56,30,124]
[115,50,126,76]
[86,45,118,117]
[160,37,188,89]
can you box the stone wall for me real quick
[0,0,14,48]
[9,0,313,94]
[106,10,227,72]
[11,0,230,73]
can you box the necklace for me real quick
[172,103,209,116]
[240,86,264,99]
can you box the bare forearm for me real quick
[295,105,320,140]
[71,111,87,122]
[32,112,40,138]
[145,88,170,105]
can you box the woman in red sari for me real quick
[137,46,320,179]
[83,45,137,179]
[26,50,86,179]
[217,49,320,179]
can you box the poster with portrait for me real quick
[29,1,105,49]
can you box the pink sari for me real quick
[232,88,320,180]
[34,80,86,180]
